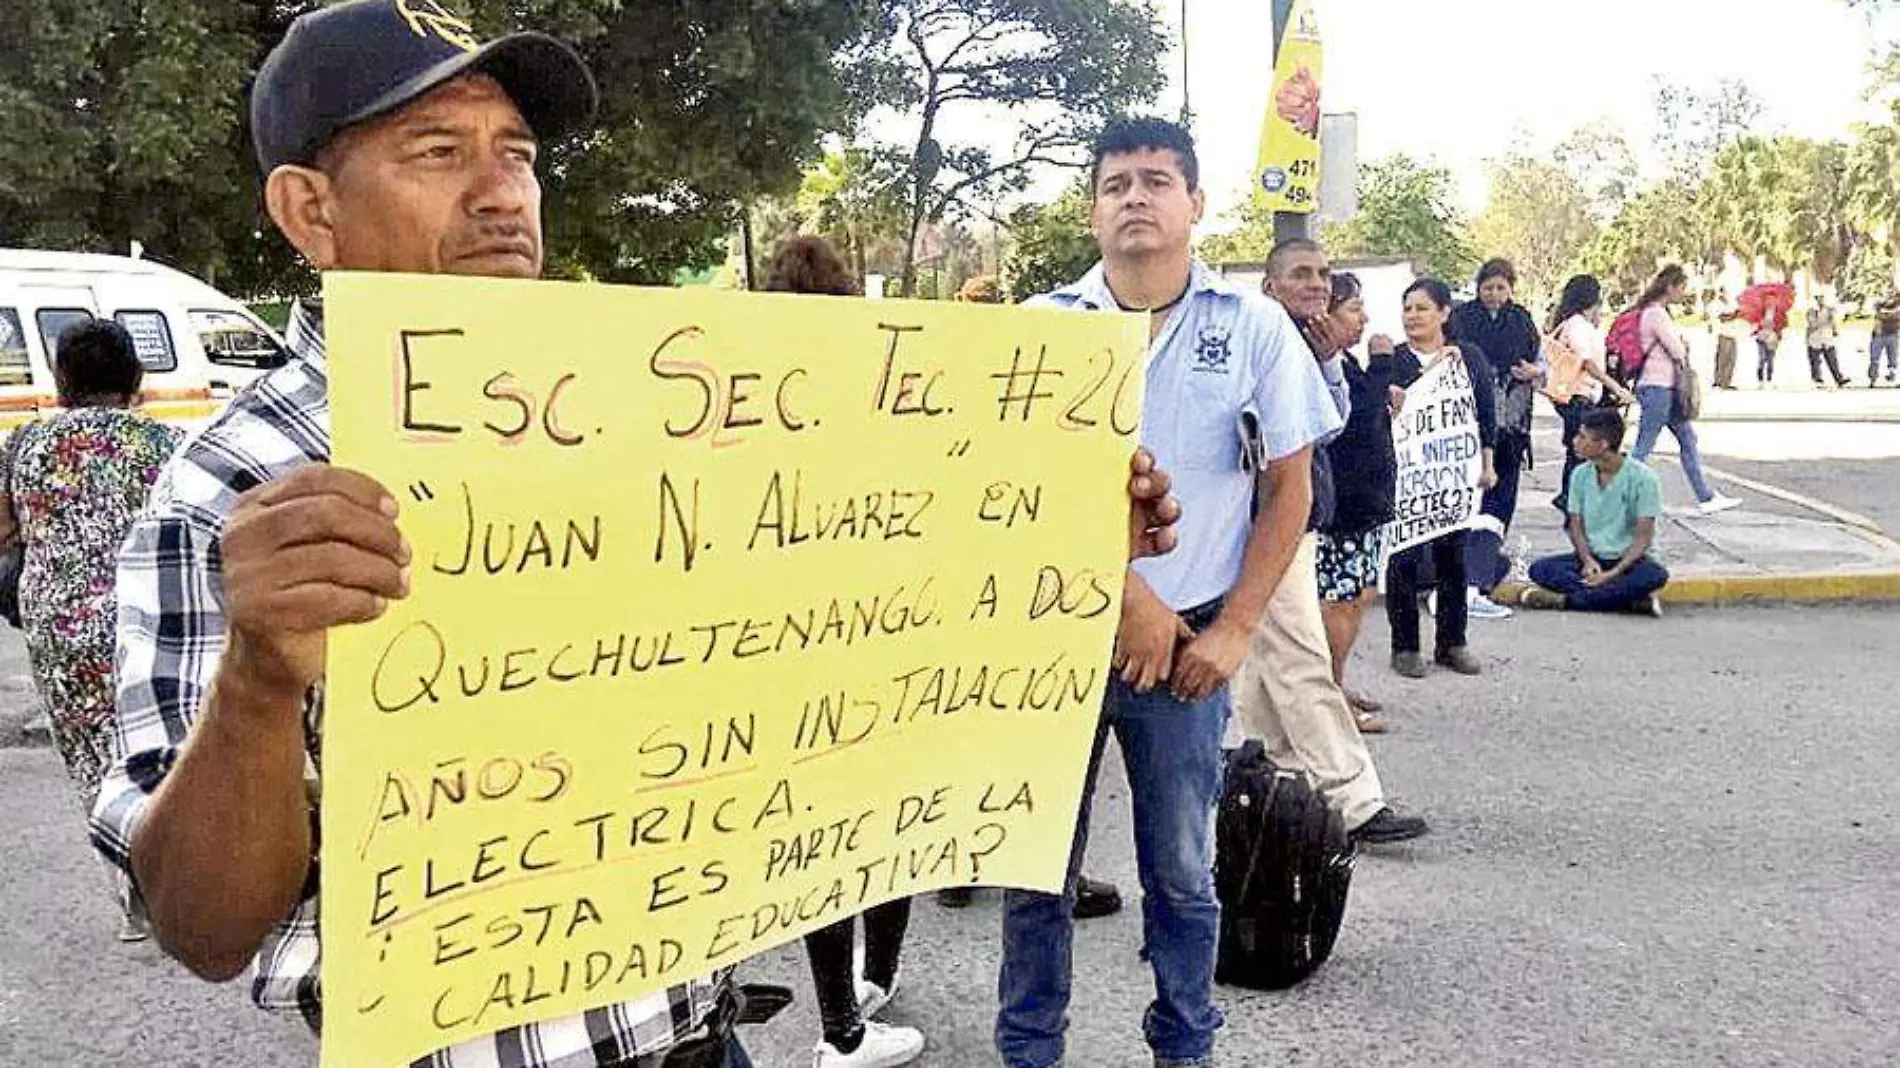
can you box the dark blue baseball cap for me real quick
[250,0,599,175]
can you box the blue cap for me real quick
[249,0,598,174]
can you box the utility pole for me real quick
[1270,0,1310,244]
[1179,0,1192,125]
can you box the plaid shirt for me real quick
[90,301,728,1067]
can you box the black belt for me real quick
[1179,596,1224,634]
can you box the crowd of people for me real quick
[1708,286,1900,390]
[0,4,1764,1068]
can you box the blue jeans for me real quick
[1529,553,1670,612]
[1871,334,1898,381]
[997,677,1229,1068]
[1630,385,1715,504]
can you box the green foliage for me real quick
[1001,178,1096,301]
[1197,196,1277,266]
[1838,240,1897,305]
[525,0,872,284]
[794,148,912,279]
[1471,152,1598,310]
[0,0,263,285]
[1321,154,1474,282]
[1579,181,1709,305]
[869,0,1167,295]
[0,0,873,294]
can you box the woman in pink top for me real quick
[1627,265,1741,515]
[1549,274,1636,512]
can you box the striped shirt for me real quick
[90,300,728,1067]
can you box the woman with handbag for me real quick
[1626,266,1741,516]
[1450,259,1541,621]
[0,320,182,941]
[1548,274,1637,513]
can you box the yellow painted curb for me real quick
[1495,573,1900,607]
[1659,572,1900,605]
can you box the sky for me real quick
[1149,0,1891,225]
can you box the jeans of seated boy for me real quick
[1528,554,1670,613]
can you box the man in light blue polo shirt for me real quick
[997,117,1343,1068]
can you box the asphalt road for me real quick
[1688,421,1900,537]
[4,603,1899,1068]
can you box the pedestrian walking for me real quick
[997,117,1341,1068]
[764,237,925,1068]
[1806,295,1848,387]
[1548,275,1636,514]
[1755,300,1785,386]
[1623,265,1742,516]
[1236,248,1429,846]
[1870,294,1899,386]
[1712,290,1745,390]
[1450,259,1541,621]
[1521,408,1670,616]
[1379,278,1496,679]
[0,320,182,942]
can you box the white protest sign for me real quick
[1384,354,1483,554]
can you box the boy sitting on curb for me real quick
[1521,408,1669,616]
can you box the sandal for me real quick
[1344,688,1383,713]
[1355,712,1389,734]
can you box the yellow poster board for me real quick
[1254,0,1325,214]
[318,273,1146,1068]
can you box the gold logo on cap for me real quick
[395,0,480,52]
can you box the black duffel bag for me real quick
[1213,740,1354,991]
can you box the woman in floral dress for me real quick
[0,320,182,938]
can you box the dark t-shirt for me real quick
[1876,299,1900,337]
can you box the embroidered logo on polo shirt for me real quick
[1192,325,1232,374]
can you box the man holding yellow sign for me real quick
[87,4,1182,1068]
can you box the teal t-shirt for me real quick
[1566,458,1662,558]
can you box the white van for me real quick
[0,249,291,430]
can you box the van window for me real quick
[190,309,288,370]
[0,309,29,386]
[36,308,95,364]
[114,310,179,373]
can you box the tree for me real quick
[533,0,873,284]
[1471,150,1598,310]
[0,0,876,294]
[1772,138,1855,282]
[1001,178,1096,301]
[795,148,911,280]
[863,0,1167,296]
[1552,121,1641,224]
[0,0,262,284]
[1581,181,1714,303]
[1197,196,1276,266]
[1322,154,1474,282]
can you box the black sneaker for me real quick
[1073,875,1123,919]
[1351,806,1430,845]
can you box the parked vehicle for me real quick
[0,249,290,430]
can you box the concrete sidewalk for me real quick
[1497,428,1900,606]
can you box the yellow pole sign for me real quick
[319,274,1146,1068]
[1255,0,1325,214]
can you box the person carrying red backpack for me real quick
[1622,266,1742,516]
